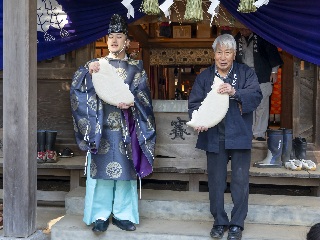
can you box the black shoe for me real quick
[227,225,242,240]
[58,147,74,158]
[112,217,136,231]
[255,137,266,141]
[92,219,109,232]
[210,225,226,239]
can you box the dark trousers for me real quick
[206,141,251,229]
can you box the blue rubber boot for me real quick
[280,128,293,166]
[254,129,283,168]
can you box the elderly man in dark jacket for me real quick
[188,34,262,240]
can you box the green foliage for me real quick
[141,0,160,15]
[184,0,203,21]
[237,0,257,13]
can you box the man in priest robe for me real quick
[70,14,156,233]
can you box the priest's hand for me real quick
[89,61,100,74]
[117,102,134,109]
[194,126,208,133]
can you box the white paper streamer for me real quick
[121,0,135,19]
[254,0,269,8]
[207,0,220,27]
[160,0,174,20]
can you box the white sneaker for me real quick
[285,159,302,171]
[301,159,317,171]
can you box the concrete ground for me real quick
[0,196,312,240]
[0,206,66,239]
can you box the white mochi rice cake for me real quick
[92,58,134,106]
[187,76,229,128]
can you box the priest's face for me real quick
[107,33,129,58]
[214,43,236,76]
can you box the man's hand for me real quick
[218,83,236,96]
[117,102,134,109]
[194,126,208,133]
[270,72,278,84]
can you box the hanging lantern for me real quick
[184,0,203,22]
[237,0,257,13]
[140,0,160,15]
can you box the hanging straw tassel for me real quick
[237,0,257,13]
[141,0,160,15]
[184,0,203,22]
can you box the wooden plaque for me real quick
[173,25,191,38]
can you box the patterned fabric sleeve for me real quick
[128,60,156,176]
[70,62,103,153]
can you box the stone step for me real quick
[65,187,319,227]
[51,214,310,240]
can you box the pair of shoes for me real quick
[285,159,317,171]
[112,216,136,231]
[301,159,317,171]
[58,147,74,158]
[284,159,302,171]
[210,225,227,239]
[92,219,109,232]
[227,225,242,240]
[37,150,57,163]
[255,137,266,141]
[37,130,58,162]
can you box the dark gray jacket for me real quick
[188,62,262,153]
[235,32,283,84]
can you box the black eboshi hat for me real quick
[107,14,128,35]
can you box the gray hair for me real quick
[212,34,236,51]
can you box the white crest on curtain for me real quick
[122,0,135,19]
[160,0,174,22]
[37,0,69,42]
[207,0,220,27]
[254,0,269,8]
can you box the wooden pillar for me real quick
[292,57,300,137]
[168,68,175,100]
[314,66,320,150]
[142,47,150,80]
[3,0,37,237]
[76,43,94,68]
[280,51,293,129]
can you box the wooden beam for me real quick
[148,38,215,48]
[3,0,37,237]
[128,25,149,47]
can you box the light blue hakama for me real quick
[83,153,139,225]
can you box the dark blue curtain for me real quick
[35,0,147,64]
[0,0,319,70]
[221,0,320,65]
[0,0,147,69]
